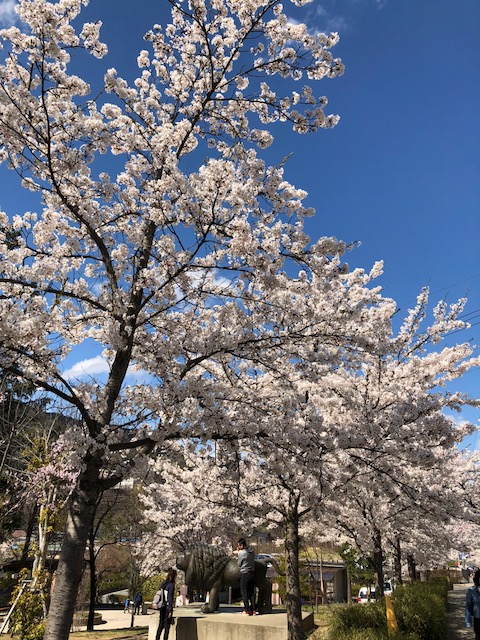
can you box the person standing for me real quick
[466,569,480,638]
[133,591,143,615]
[237,538,256,615]
[175,584,189,607]
[155,569,177,640]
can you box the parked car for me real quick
[357,582,393,603]
[357,586,376,603]
[255,553,273,567]
[384,580,393,596]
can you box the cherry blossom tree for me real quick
[381,447,474,583]
[458,449,480,523]
[142,449,252,553]
[0,1,348,638]
[152,266,388,637]
[318,290,479,595]
[140,287,480,637]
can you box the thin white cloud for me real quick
[304,3,350,35]
[63,355,110,381]
[0,0,18,26]
[62,354,150,384]
[307,0,387,35]
[323,14,349,34]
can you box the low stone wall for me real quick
[72,611,103,628]
[149,605,314,640]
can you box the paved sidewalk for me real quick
[447,583,472,640]
[73,607,151,632]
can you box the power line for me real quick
[428,273,480,297]
[397,272,480,310]
[459,309,480,321]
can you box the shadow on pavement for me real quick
[447,583,472,640]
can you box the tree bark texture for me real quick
[393,536,403,586]
[19,503,37,568]
[87,530,97,631]
[346,565,351,604]
[371,527,384,599]
[285,493,304,640]
[407,554,417,582]
[44,460,101,640]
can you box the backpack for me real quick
[152,587,167,610]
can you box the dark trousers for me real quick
[240,572,256,613]
[474,617,480,640]
[155,607,173,640]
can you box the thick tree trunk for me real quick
[346,563,351,604]
[19,502,37,568]
[44,461,101,640]
[371,528,384,599]
[393,536,403,586]
[87,530,97,631]
[318,549,324,605]
[285,493,304,640]
[407,554,417,582]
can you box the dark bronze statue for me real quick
[176,543,275,614]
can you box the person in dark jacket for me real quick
[466,568,480,638]
[133,591,143,615]
[237,538,256,615]
[155,569,177,640]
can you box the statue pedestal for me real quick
[148,605,314,640]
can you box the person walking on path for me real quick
[466,570,480,639]
[155,568,177,640]
[237,538,256,616]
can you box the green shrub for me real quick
[423,576,452,597]
[327,602,387,639]
[9,590,45,640]
[327,578,448,640]
[8,570,51,640]
[141,574,167,602]
[328,629,424,640]
[0,575,15,607]
[327,628,389,640]
[97,573,129,596]
[392,581,447,640]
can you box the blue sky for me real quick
[0,0,479,436]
